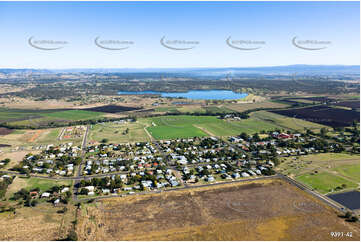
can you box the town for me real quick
[2,123,358,206]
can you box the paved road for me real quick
[75,172,348,214]
[1,168,347,213]
[73,125,90,200]
[0,170,135,181]
[278,173,346,212]
[57,127,66,141]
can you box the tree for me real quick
[101,138,109,143]
[79,188,88,195]
[66,230,78,241]
[344,211,352,219]
[320,127,328,137]
[240,132,249,140]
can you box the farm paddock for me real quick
[0,128,13,135]
[271,105,360,128]
[76,179,359,241]
[333,101,360,110]
[81,105,141,113]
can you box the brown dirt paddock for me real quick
[76,179,359,241]
[0,127,13,135]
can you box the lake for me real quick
[327,191,360,210]
[118,90,248,100]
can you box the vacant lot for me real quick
[5,177,72,199]
[36,128,61,144]
[76,179,359,240]
[271,105,360,128]
[0,203,75,241]
[0,150,41,170]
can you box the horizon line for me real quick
[0,64,360,70]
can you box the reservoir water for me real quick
[118,90,248,100]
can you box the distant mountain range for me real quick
[0,65,359,76]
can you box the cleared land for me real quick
[0,203,75,241]
[271,105,360,128]
[277,153,360,194]
[76,179,359,240]
[225,101,289,112]
[0,150,41,170]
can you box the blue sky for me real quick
[0,1,359,68]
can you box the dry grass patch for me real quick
[76,179,359,240]
[0,203,75,241]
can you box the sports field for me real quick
[297,172,358,194]
[146,115,280,140]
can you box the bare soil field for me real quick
[0,128,13,135]
[225,101,288,112]
[76,179,359,240]
[0,97,76,109]
[82,105,141,113]
[271,105,360,128]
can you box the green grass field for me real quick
[0,108,51,122]
[25,177,71,192]
[296,172,358,194]
[251,111,327,131]
[41,110,104,120]
[146,115,280,139]
[148,124,208,139]
[332,164,360,183]
[198,118,279,136]
[147,116,209,139]
[154,107,179,113]
[1,108,105,128]
[278,153,360,194]
[5,177,72,198]
[89,121,151,143]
